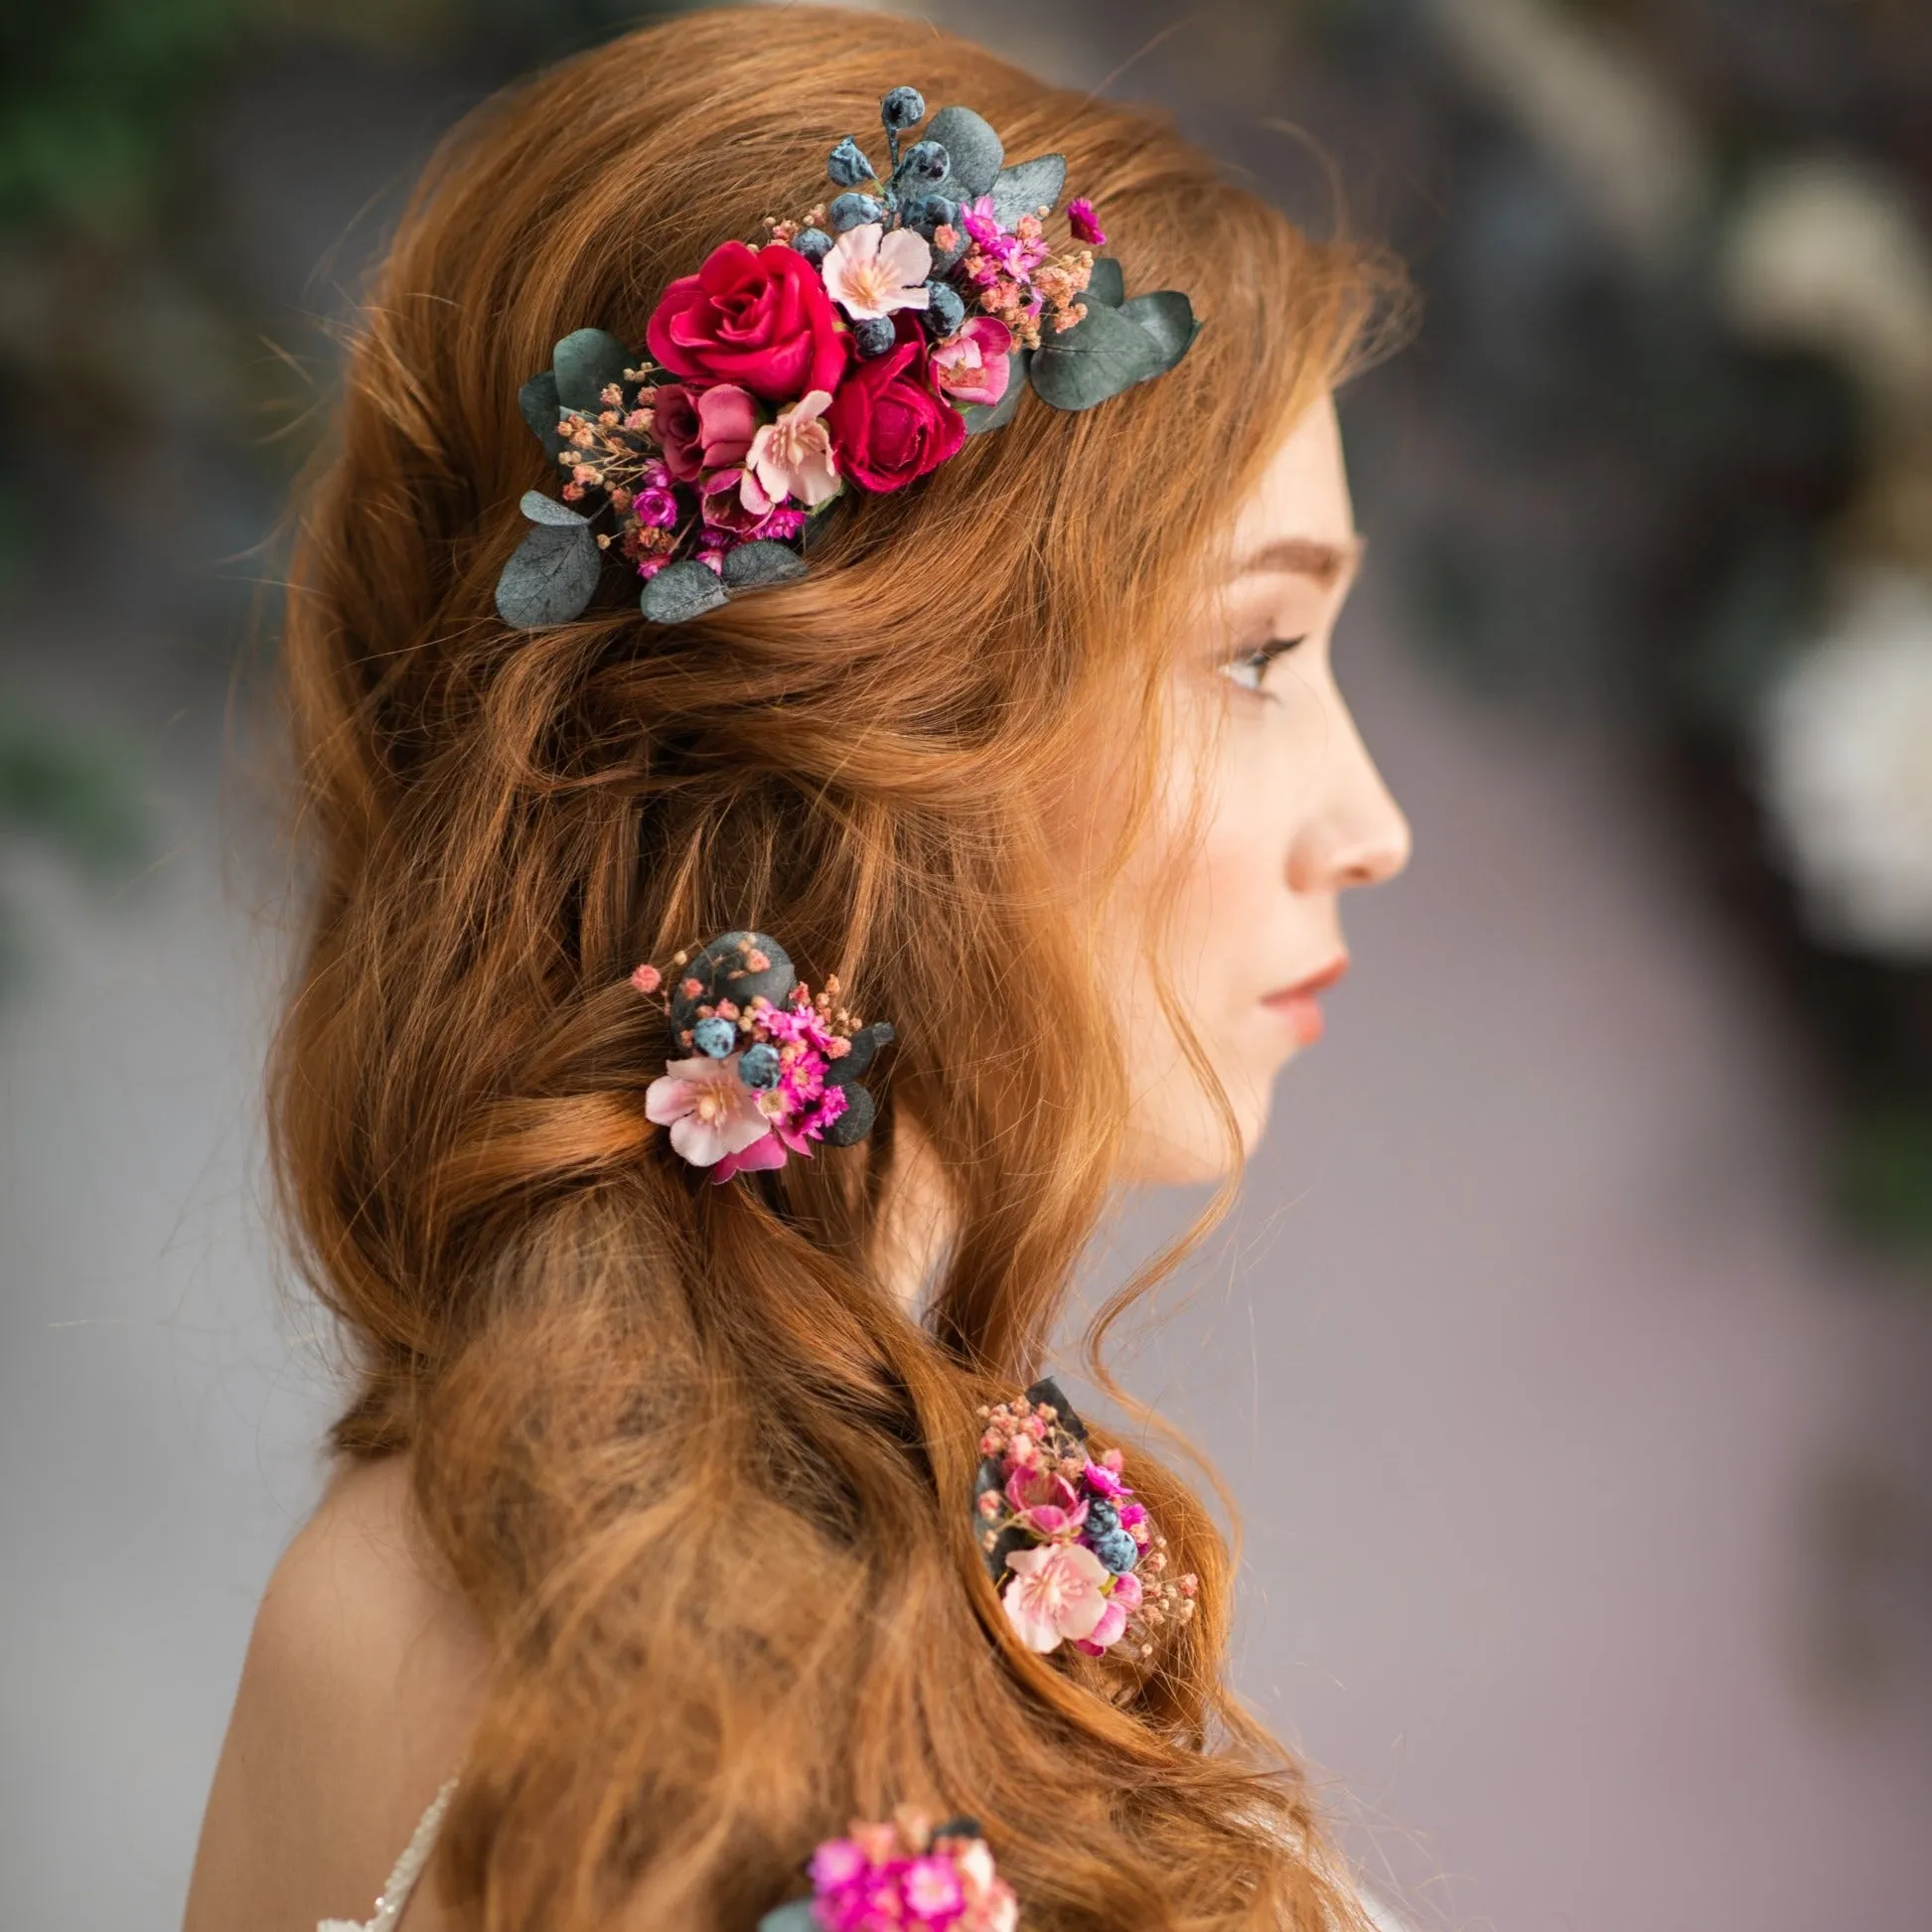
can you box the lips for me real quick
[1261,954,1348,1046]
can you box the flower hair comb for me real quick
[975,1378,1196,1658]
[634,930,892,1183]
[496,83,1200,630]
[757,1811,1018,1932]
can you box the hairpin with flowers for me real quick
[975,1378,1197,1658]
[757,1811,1018,1932]
[632,930,892,1183]
[496,83,1200,630]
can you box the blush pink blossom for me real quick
[930,316,1012,407]
[645,1054,771,1168]
[742,388,841,513]
[1074,1567,1142,1655]
[1000,1540,1110,1651]
[822,222,933,320]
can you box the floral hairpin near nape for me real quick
[633,930,892,1183]
[757,1812,1018,1932]
[496,84,1200,630]
[975,1378,1197,1657]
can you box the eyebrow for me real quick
[1233,534,1365,586]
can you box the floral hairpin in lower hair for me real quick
[633,930,892,1183]
[496,83,1200,631]
[758,1811,1018,1932]
[975,1377,1197,1658]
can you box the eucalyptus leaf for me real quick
[987,153,1066,228]
[721,540,809,588]
[959,349,1031,434]
[1027,301,1163,411]
[518,370,564,460]
[495,522,601,629]
[1085,257,1125,308]
[552,327,634,412]
[639,558,729,625]
[827,1020,894,1086]
[756,1902,819,1932]
[926,103,1003,201]
[518,489,589,527]
[1119,290,1201,372]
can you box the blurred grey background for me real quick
[4,2,1931,1927]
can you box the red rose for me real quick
[646,241,847,403]
[824,315,966,494]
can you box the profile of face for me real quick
[1107,394,1412,1185]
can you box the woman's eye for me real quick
[1219,637,1306,695]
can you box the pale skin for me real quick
[181,394,1407,1932]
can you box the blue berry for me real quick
[1083,1497,1119,1538]
[826,137,874,190]
[692,1015,736,1058]
[828,192,885,233]
[921,280,966,340]
[880,86,926,133]
[739,1042,781,1089]
[789,226,832,265]
[852,316,897,359]
[1090,1527,1138,1574]
[898,138,949,185]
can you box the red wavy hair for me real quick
[270,9,1396,1928]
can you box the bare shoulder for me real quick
[182,1455,489,1932]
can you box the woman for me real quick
[184,10,1410,1930]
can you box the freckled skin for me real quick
[1110,394,1412,1185]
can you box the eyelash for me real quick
[1220,636,1307,695]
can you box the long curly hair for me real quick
[269,9,1395,1928]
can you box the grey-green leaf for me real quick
[1119,290,1201,372]
[640,558,728,625]
[959,349,1031,434]
[821,1081,876,1145]
[518,370,564,459]
[519,489,588,526]
[926,104,1003,201]
[987,154,1066,227]
[495,522,601,629]
[721,540,808,588]
[827,1020,894,1087]
[552,327,634,412]
[756,1902,819,1932]
[1085,256,1125,308]
[1028,300,1163,411]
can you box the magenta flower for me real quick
[931,317,1011,407]
[903,1856,965,1920]
[1003,1463,1089,1538]
[632,482,680,529]
[1081,1457,1133,1502]
[1067,197,1107,246]
[645,1054,771,1168]
[1001,1540,1110,1651]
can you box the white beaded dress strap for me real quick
[318,1779,458,1932]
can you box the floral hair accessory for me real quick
[635,930,892,1183]
[974,1378,1197,1658]
[757,1811,1018,1932]
[495,84,1200,630]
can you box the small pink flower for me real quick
[744,388,841,512]
[1001,1541,1110,1652]
[645,1054,771,1167]
[1004,1464,1088,1538]
[1081,1457,1133,1501]
[903,1856,965,1920]
[1067,197,1107,246]
[822,222,933,320]
[931,316,1012,407]
[1074,1567,1142,1655]
[808,1839,868,1892]
[629,962,661,994]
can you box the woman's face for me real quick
[1111,393,1412,1185]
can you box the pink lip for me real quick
[1261,955,1349,1046]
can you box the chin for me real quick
[1120,1070,1273,1187]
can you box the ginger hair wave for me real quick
[270,9,1395,1929]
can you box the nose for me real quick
[1287,701,1412,895]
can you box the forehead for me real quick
[1231,392,1355,562]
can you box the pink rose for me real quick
[654,381,760,483]
[1000,1541,1110,1652]
[931,316,1012,407]
[824,314,966,494]
[646,240,848,402]
[650,383,702,482]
